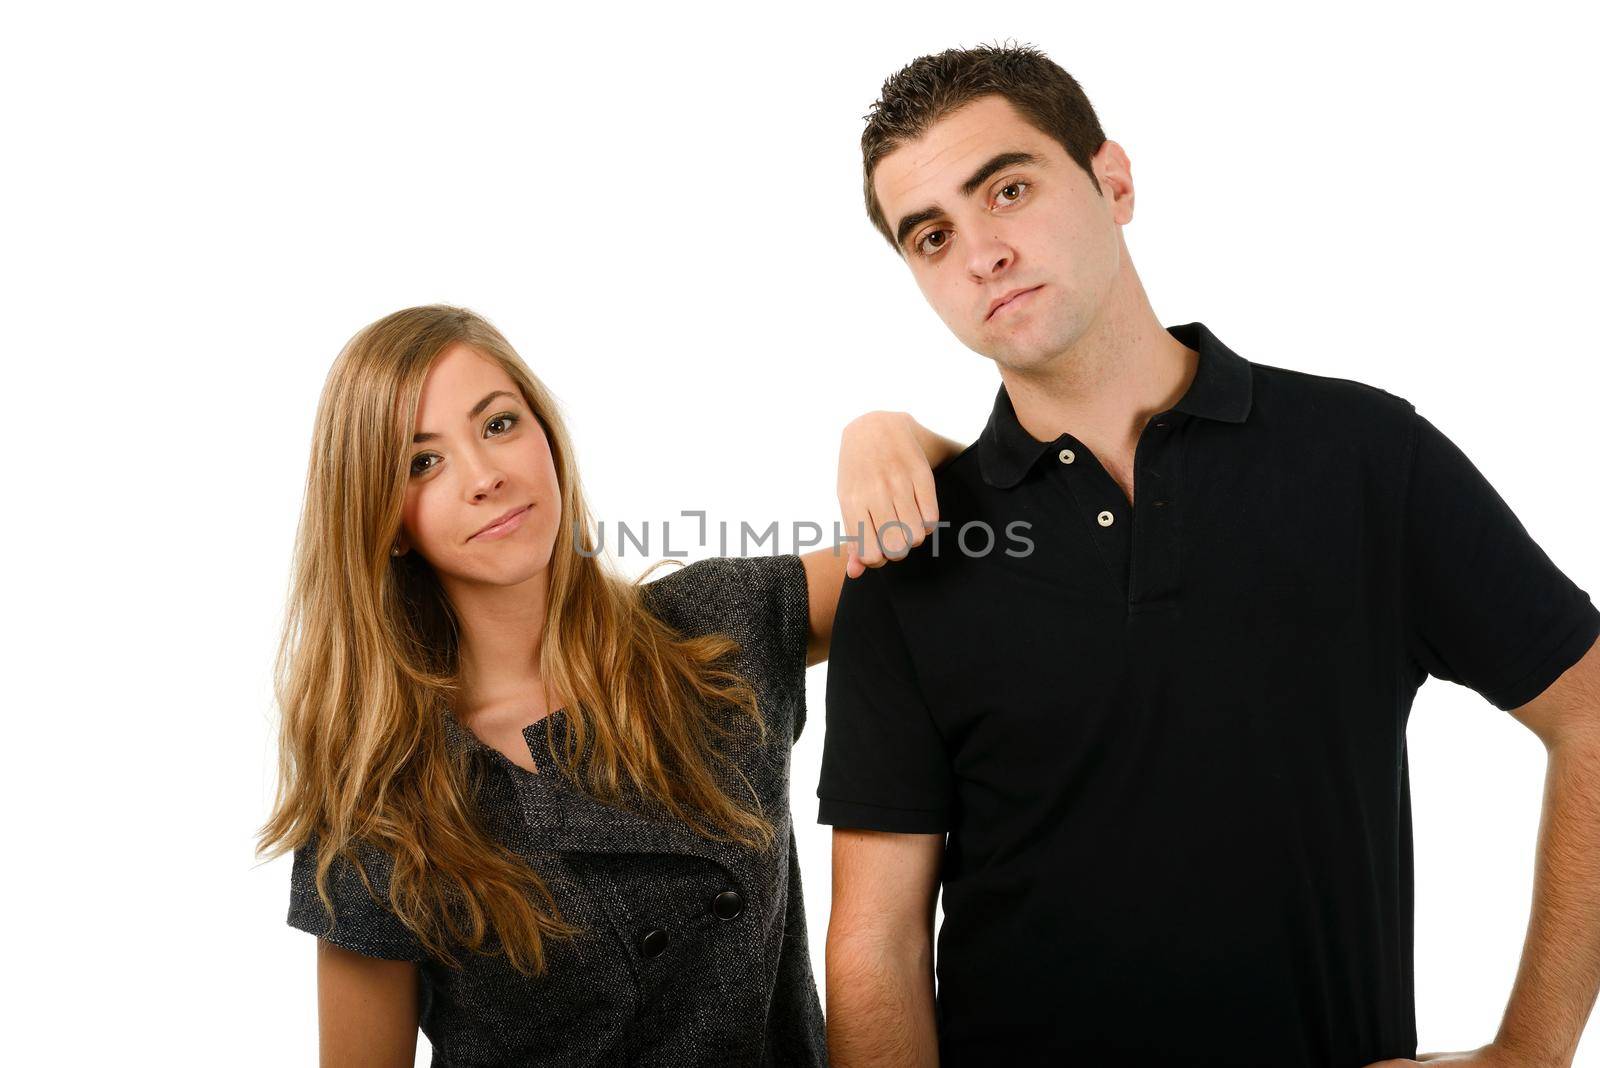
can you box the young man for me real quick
[817,44,1600,1067]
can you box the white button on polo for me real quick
[1096,510,1115,527]
[1058,448,1076,464]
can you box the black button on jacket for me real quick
[288,554,825,1067]
[818,321,1600,1067]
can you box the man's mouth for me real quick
[986,285,1043,322]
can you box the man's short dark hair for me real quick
[861,42,1108,253]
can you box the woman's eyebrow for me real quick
[413,390,518,443]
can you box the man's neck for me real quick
[999,308,1198,460]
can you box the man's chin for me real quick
[972,336,1056,373]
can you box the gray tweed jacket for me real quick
[287,553,827,1067]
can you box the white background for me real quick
[3,2,1597,1064]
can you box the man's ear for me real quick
[1093,139,1135,224]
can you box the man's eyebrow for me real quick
[412,389,519,443]
[893,151,1044,251]
[894,207,945,253]
[959,151,1041,197]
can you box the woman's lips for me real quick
[470,505,531,541]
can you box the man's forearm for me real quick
[1493,736,1600,1066]
[825,930,939,1067]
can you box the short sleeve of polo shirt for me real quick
[286,831,429,962]
[642,553,812,743]
[1403,408,1600,711]
[817,563,953,833]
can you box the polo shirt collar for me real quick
[978,321,1254,490]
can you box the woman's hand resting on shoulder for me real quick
[836,411,965,580]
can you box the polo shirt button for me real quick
[1097,510,1115,527]
[712,890,745,920]
[1058,448,1076,464]
[638,928,669,959]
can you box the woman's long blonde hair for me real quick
[256,305,774,976]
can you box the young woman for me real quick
[256,304,959,1066]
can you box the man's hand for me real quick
[1365,1041,1553,1066]
[837,411,960,579]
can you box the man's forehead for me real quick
[873,96,1054,215]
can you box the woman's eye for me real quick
[996,181,1029,206]
[409,414,519,477]
[917,229,952,258]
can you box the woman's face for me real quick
[396,342,562,590]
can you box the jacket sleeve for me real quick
[642,553,811,744]
[285,830,429,962]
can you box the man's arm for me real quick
[1372,406,1600,1067]
[826,829,944,1068]
[1492,634,1600,1066]
[1371,635,1600,1068]
[818,531,954,1063]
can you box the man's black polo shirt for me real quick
[817,321,1600,1067]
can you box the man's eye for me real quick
[917,229,952,257]
[996,181,1030,206]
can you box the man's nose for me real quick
[966,232,1014,279]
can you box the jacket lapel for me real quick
[442,706,749,872]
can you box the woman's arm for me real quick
[800,549,846,668]
[799,412,965,667]
[316,939,420,1067]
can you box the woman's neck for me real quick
[444,566,553,716]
